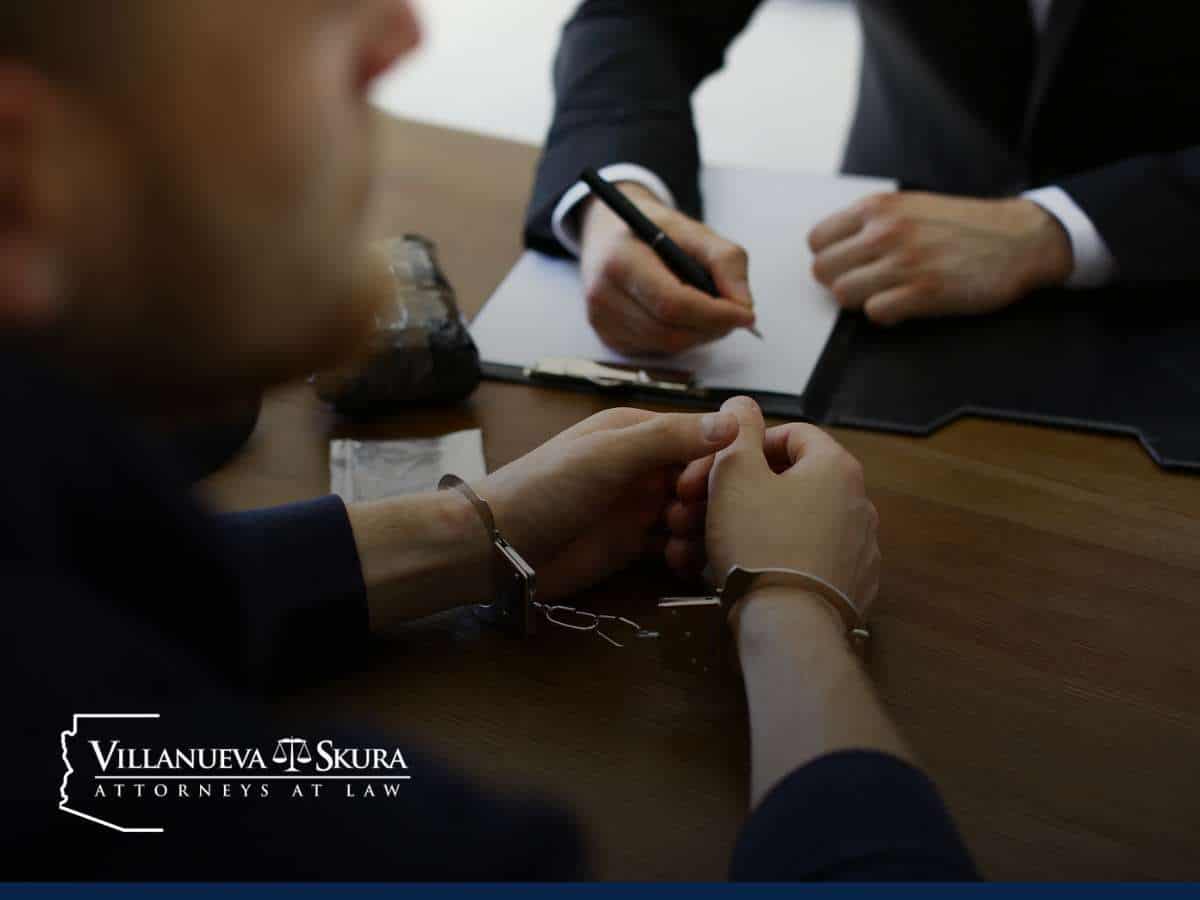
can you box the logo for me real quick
[60,714,412,833]
[273,737,311,773]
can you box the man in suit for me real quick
[526,1,1200,355]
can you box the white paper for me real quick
[470,168,896,397]
[330,429,486,503]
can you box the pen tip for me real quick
[748,325,764,340]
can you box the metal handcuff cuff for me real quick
[437,474,870,668]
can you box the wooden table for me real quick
[201,116,1200,881]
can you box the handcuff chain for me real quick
[439,473,659,650]
[533,601,658,649]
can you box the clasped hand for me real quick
[475,398,879,622]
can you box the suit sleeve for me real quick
[731,751,979,881]
[1056,146,1200,284]
[216,496,370,693]
[524,0,763,255]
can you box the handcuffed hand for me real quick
[666,397,880,616]
[476,407,740,601]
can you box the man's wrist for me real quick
[578,181,664,249]
[347,491,494,629]
[553,164,675,257]
[1015,197,1074,292]
[434,486,495,592]
[1023,185,1117,289]
[733,585,850,661]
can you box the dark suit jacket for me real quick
[526,0,1200,284]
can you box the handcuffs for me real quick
[438,474,870,671]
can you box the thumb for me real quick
[605,409,740,478]
[721,396,767,461]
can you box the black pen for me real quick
[580,168,763,340]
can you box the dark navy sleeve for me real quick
[730,750,979,881]
[1058,146,1200,284]
[3,569,585,881]
[524,0,762,254]
[216,495,369,692]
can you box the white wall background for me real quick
[372,0,861,174]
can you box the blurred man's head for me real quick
[0,0,419,411]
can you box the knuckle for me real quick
[583,407,639,434]
[726,395,761,418]
[578,429,617,458]
[585,298,611,335]
[708,448,737,482]
[794,423,826,445]
[860,228,889,255]
[659,411,698,439]
[584,285,607,314]
[600,253,627,284]
[651,293,681,324]
[895,246,925,272]
[720,242,750,268]
[912,273,944,298]
[866,218,907,250]
[857,193,892,218]
[784,422,833,460]
[720,442,757,468]
[832,279,857,307]
[854,197,878,219]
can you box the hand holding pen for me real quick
[577,170,761,356]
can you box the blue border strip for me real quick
[4,886,1200,898]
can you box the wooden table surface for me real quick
[201,116,1200,881]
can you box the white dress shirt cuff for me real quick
[1023,185,1117,289]
[549,163,677,257]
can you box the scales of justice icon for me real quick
[271,737,313,774]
